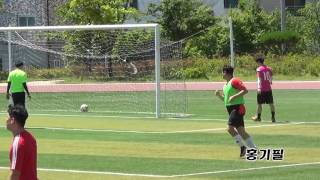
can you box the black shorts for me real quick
[257,91,274,104]
[11,92,26,107]
[226,104,245,128]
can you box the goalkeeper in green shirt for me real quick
[215,65,257,158]
[6,61,31,107]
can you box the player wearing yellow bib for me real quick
[215,65,257,158]
[6,61,31,107]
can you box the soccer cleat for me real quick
[271,117,276,123]
[251,116,261,122]
[240,146,247,158]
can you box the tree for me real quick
[230,0,279,53]
[56,0,140,78]
[57,0,139,24]
[299,1,320,54]
[148,0,216,41]
[260,31,300,54]
[184,23,230,58]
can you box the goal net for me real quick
[0,24,187,118]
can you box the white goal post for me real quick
[0,24,164,118]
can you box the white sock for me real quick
[234,134,245,147]
[245,136,257,149]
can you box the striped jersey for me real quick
[10,130,37,180]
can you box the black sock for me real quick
[271,112,275,119]
[257,113,261,119]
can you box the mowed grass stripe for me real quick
[0,130,319,148]
[0,90,319,180]
[1,130,230,145]
[0,115,229,132]
[0,125,319,148]
[187,90,320,121]
[210,164,320,180]
[1,163,320,180]
[1,90,320,122]
[0,152,295,175]
[0,137,320,162]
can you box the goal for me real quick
[0,24,187,118]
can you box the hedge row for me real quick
[1,54,319,81]
[177,54,320,80]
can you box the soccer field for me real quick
[0,90,319,179]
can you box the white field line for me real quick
[1,167,167,178]
[1,112,317,124]
[5,112,305,123]
[0,121,318,177]
[1,161,320,178]
[0,122,309,134]
[0,112,316,123]
[16,109,195,116]
[167,161,320,178]
[0,112,227,122]
[7,111,310,123]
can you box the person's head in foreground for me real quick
[6,105,28,134]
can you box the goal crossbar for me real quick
[0,24,158,31]
[1,24,162,118]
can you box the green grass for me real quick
[0,89,319,179]
[188,90,320,122]
[1,89,319,121]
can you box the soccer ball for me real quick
[80,104,88,112]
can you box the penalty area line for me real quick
[0,112,227,122]
[168,161,320,178]
[0,161,320,178]
[0,167,167,178]
[0,122,305,134]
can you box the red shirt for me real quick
[10,130,38,180]
[230,78,247,91]
[230,78,246,115]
